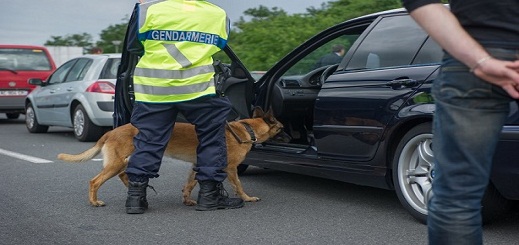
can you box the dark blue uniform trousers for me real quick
[126,95,232,182]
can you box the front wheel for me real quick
[25,103,49,133]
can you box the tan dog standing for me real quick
[57,107,287,207]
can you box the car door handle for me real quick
[386,79,418,89]
[66,87,74,91]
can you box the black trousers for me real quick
[126,96,232,182]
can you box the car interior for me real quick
[259,33,365,148]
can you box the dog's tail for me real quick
[57,133,107,163]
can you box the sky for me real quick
[1,0,327,46]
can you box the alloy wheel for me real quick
[397,133,434,217]
[73,109,85,137]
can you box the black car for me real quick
[115,7,519,224]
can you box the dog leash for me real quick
[226,121,257,144]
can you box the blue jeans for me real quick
[428,48,518,244]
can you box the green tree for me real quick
[44,32,94,51]
[44,18,128,54]
[228,0,402,70]
[323,0,401,20]
[230,12,323,71]
[95,22,128,53]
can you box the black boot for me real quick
[196,180,244,211]
[126,181,149,214]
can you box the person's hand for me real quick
[473,59,519,99]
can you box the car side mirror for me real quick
[28,78,45,86]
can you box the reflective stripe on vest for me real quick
[134,64,213,80]
[134,77,215,95]
[164,44,191,68]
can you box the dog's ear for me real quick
[252,106,265,118]
[263,107,277,124]
[266,106,276,118]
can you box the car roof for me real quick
[0,44,49,50]
[79,53,122,59]
[347,7,407,22]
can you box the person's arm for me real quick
[409,4,519,98]
[127,3,144,56]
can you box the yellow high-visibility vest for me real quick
[134,0,229,103]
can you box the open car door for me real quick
[113,4,256,128]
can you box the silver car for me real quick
[25,54,121,141]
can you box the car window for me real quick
[77,59,93,80]
[283,27,365,77]
[47,59,77,85]
[64,58,92,82]
[99,58,121,79]
[412,37,443,65]
[0,48,53,71]
[346,15,429,70]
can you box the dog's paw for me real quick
[244,196,261,202]
[183,199,197,206]
[90,200,106,207]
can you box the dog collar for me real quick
[240,122,257,142]
[226,121,257,144]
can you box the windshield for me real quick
[0,48,53,71]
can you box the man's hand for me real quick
[473,59,519,99]
[408,4,519,99]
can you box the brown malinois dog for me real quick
[57,107,288,207]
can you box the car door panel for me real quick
[314,65,439,161]
[30,84,57,124]
[311,13,435,162]
[33,59,77,124]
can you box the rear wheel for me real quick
[393,123,432,224]
[6,113,20,119]
[392,122,511,224]
[25,103,48,133]
[481,182,511,224]
[73,104,104,142]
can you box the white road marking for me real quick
[0,148,53,163]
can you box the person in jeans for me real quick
[401,1,519,244]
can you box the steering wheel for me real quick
[319,64,339,85]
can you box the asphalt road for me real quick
[1,115,518,245]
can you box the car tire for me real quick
[6,113,20,119]
[237,164,249,175]
[73,104,104,142]
[25,103,49,133]
[393,122,511,224]
[392,122,433,224]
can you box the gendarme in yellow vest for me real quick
[134,0,229,103]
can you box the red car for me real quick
[0,45,56,119]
